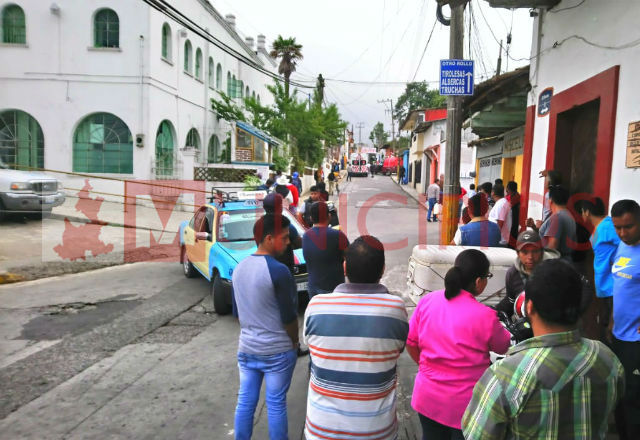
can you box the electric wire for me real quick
[330,0,410,78]
[549,0,586,13]
[140,0,315,89]
[411,16,439,82]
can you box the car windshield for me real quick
[217,208,305,242]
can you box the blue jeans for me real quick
[235,349,297,440]
[427,198,437,221]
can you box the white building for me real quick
[488,0,640,220]
[400,108,476,195]
[0,0,280,189]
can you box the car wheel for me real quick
[181,246,196,278]
[212,273,232,315]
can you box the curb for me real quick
[391,176,425,206]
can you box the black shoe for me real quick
[297,346,310,357]
[427,219,431,222]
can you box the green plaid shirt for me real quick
[462,330,624,440]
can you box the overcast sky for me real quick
[210,0,533,145]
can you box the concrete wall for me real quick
[526,0,640,218]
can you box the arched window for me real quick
[183,40,192,73]
[257,94,261,104]
[73,113,132,173]
[226,71,231,96]
[232,75,237,98]
[195,48,202,79]
[161,23,171,60]
[238,80,244,98]
[208,135,221,163]
[216,64,222,89]
[252,91,256,100]
[94,8,119,48]
[246,86,250,98]
[0,110,44,169]
[2,4,25,44]
[155,120,175,176]
[185,128,200,150]
[208,57,214,88]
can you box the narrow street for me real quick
[0,175,428,439]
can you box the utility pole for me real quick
[378,98,396,151]
[441,0,467,245]
[356,122,365,145]
[496,40,503,76]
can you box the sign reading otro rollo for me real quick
[440,59,474,96]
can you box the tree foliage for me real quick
[369,122,388,148]
[394,81,446,126]
[269,36,303,98]
[210,80,346,170]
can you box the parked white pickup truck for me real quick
[0,159,65,220]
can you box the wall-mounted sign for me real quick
[627,121,640,168]
[537,87,553,117]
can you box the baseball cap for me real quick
[292,171,299,178]
[516,230,542,250]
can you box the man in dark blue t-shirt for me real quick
[302,201,350,299]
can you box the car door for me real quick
[192,207,216,278]
[185,207,208,273]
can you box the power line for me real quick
[330,0,410,78]
[411,16,439,82]
[140,0,314,89]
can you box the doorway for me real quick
[553,99,600,195]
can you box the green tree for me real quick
[394,81,446,125]
[269,36,303,98]
[369,122,388,148]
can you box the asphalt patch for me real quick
[19,300,143,341]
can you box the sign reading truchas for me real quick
[440,59,474,96]
[627,121,640,168]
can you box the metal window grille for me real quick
[2,5,26,44]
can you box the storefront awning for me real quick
[236,121,281,146]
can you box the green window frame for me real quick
[208,135,221,163]
[94,9,119,48]
[195,48,202,79]
[208,57,214,88]
[226,72,232,96]
[238,80,244,99]
[73,113,132,174]
[161,23,171,60]
[155,120,174,176]
[245,86,250,98]
[184,40,192,73]
[216,64,222,89]
[257,94,261,104]
[185,128,200,150]
[2,4,26,44]
[0,110,44,169]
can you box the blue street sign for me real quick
[440,59,474,96]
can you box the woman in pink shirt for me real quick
[406,249,511,439]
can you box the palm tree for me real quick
[269,36,303,99]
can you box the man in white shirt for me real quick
[427,179,440,222]
[488,183,512,246]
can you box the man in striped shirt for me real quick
[303,235,409,440]
[463,260,625,440]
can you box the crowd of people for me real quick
[230,167,638,440]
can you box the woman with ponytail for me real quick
[406,249,511,439]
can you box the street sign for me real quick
[439,59,474,96]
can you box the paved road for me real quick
[0,175,426,439]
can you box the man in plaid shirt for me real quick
[463,260,624,439]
